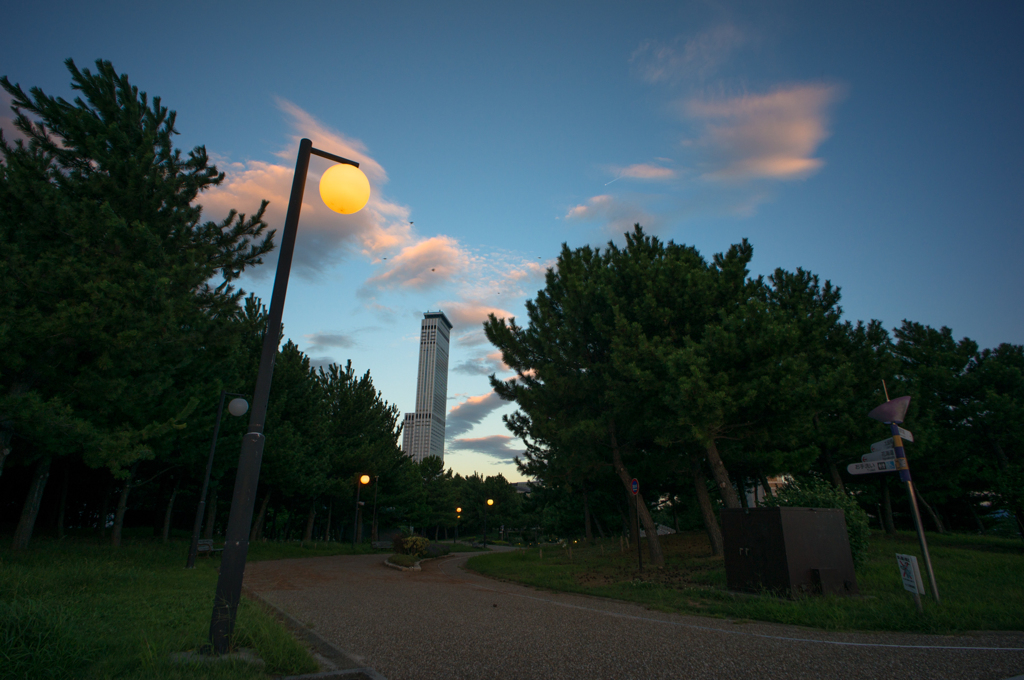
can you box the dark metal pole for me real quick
[187,391,227,569]
[370,476,379,542]
[208,139,313,654]
[483,505,487,545]
[188,391,247,569]
[206,138,361,654]
[635,494,643,573]
[352,480,362,548]
[889,422,940,603]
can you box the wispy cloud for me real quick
[631,25,745,85]
[446,391,506,439]
[443,301,512,337]
[684,84,842,181]
[564,194,657,234]
[361,235,470,293]
[202,99,412,277]
[453,351,510,376]
[448,435,523,462]
[617,163,676,180]
[304,332,355,353]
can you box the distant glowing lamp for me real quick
[359,474,371,485]
[319,163,370,214]
[487,499,494,506]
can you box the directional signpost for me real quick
[847,460,897,475]
[871,438,895,453]
[866,395,940,604]
[861,449,896,463]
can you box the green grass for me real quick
[467,531,1024,634]
[0,534,383,680]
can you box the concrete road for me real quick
[244,550,1024,680]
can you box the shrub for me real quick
[761,478,871,570]
[393,536,430,557]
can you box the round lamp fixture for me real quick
[228,398,249,417]
[487,499,494,506]
[456,507,462,513]
[319,163,370,214]
[360,474,371,485]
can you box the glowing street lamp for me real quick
[208,139,369,655]
[483,499,494,546]
[354,474,371,547]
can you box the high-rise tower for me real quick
[402,311,453,463]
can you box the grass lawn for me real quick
[467,530,1024,634]
[1,532,383,680]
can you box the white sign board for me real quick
[896,553,925,595]
[898,427,914,442]
[847,460,897,475]
[862,449,896,463]
[871,438,895,453]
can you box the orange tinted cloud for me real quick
[565,194,612,220]
[619,164,676,180]
[686,84,841,181]
[563,194,656,234]
[201,100,412,276]
[443,301,514,329]
[362,235,469,291]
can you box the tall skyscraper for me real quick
[402,311,453,463]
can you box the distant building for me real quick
[402,311,453,463]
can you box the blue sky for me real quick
[4,2,1022,481]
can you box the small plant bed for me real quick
[466,531,1024,634]
[0,536,338,679]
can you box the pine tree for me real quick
[1,59,273,548]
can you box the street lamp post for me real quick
[186,391,248,569]
[456,507,461,541]
[483,498,493,545]
[354,474,370,548]
[207,138,369,655]
[370,475,380,542]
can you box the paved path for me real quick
[244,550,1024,680]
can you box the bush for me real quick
[761,478,871,569]
[393,536,430,557]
